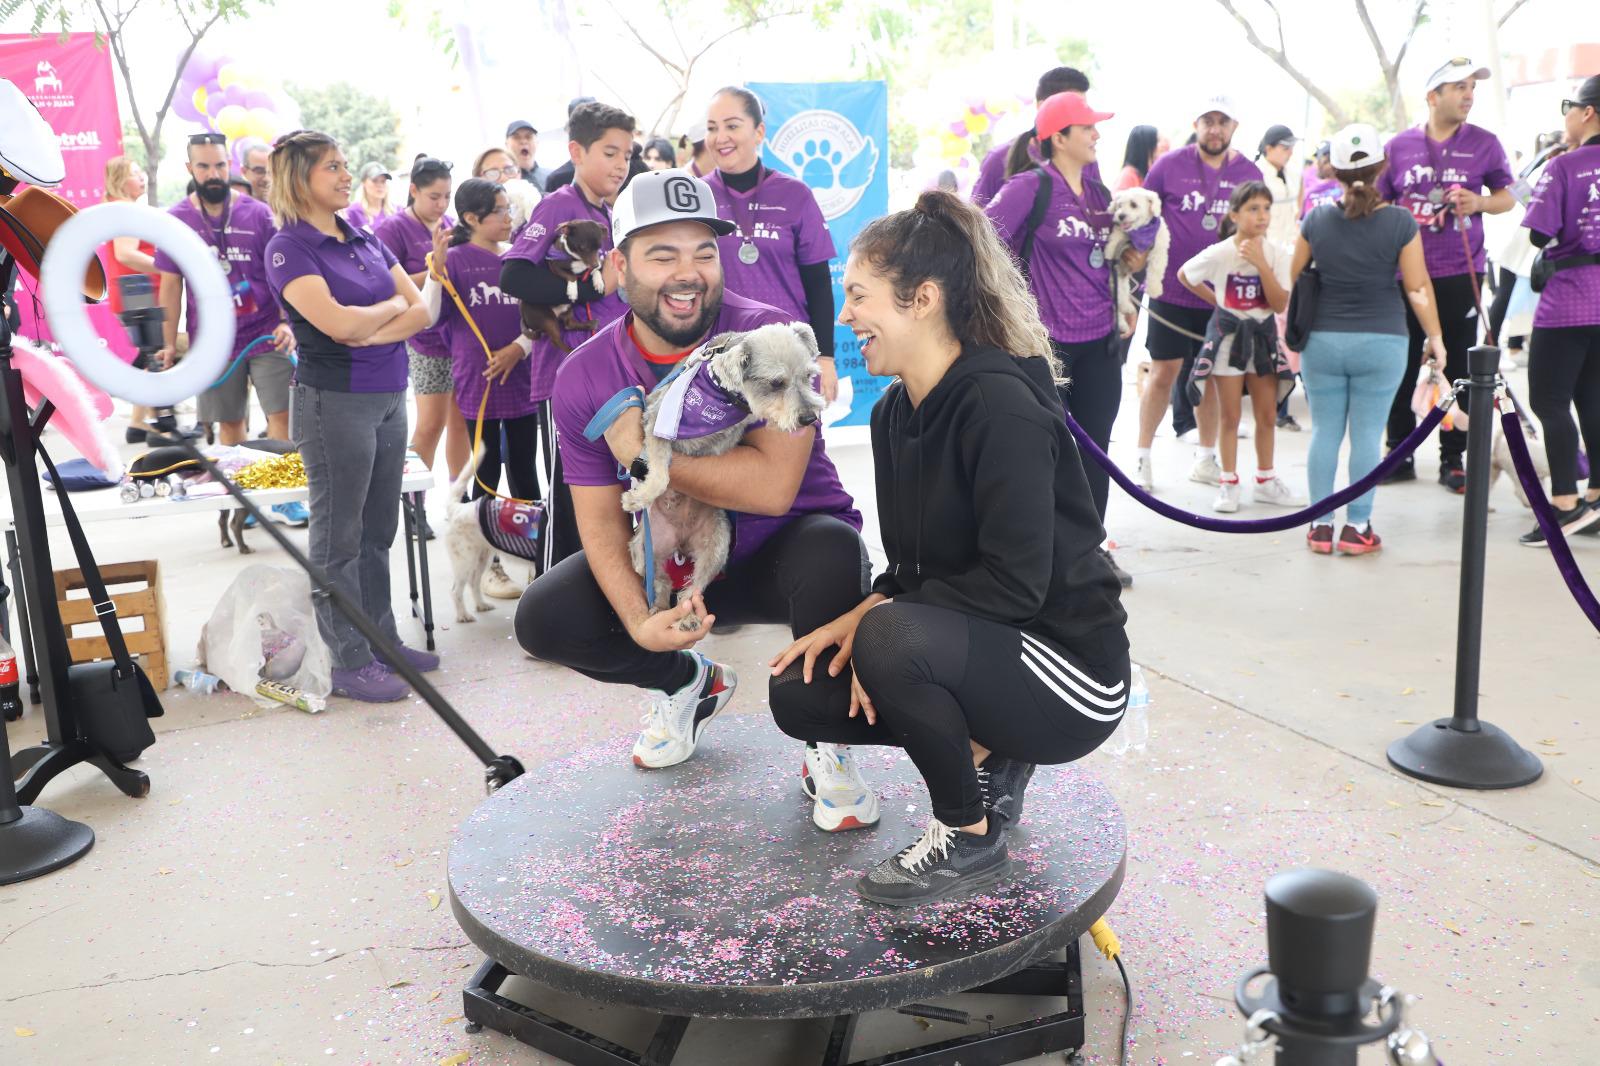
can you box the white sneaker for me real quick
[482,556,522,600]
[1190,455,1222,486]
[632,654,737,769]
[1214,480,1241,512]
[800,743,880,831]
[1252,476,1299,508]
[1135,455,1154,490]
[1237,423,1252,440]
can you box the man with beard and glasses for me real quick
[156,134,302,521]
[514,170,876,831]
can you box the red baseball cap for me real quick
[1036,92,1114,140]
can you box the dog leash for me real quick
[583,385,663,610]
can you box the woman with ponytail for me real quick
[768,190,1128,908]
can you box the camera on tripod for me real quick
[115,274,194,438]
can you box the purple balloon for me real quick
[242,90,272,111]
[172,89,202,122]
[949,119,968,137]
[183,52,222,87]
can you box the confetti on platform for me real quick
[14,1027,36,1037]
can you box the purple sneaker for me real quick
[376,643,440,673]
[331,661,409,703]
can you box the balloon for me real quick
[192,84,209,117]
[242,90,272,111]
[939,131,967,160]
[948,119,968,137]
[216,62,243,90]
[966,112,991,136]
[172,88,201,122]
[985,95,1012,116]
[213,104,249,140]
[213,84,247,111]
[182,51,221,87]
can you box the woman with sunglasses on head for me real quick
[263,130,445,702]
[1518,78,1600,544]
[374,157,467,523]
[703,87,840,403]
[343,163,395,231]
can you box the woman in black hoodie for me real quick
[768,190,1129,907]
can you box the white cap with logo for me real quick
[1424,57,1490,95]
[612,168,736,245]
[1328,123,1384,170]
[1195,93,1240,123]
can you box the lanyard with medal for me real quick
[1421,127,1458,227]
[1195,149,1227,232]
[201,192,233,276]
[726,166,764,265]
[1058,171,1109,269]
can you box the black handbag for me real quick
[1285,264,1321,351]
[35,443,165,763]
[1529,249,1600,293]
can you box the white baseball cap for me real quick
[1195,93,1240,123]
[612,168,736,245]
[1424,57,1490,95]
[1328,123,1384,170]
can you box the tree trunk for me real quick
[1390,72,1410,132]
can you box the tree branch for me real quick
[686,7,804,65]
[1392,0,1428,74]
[1497,0,1532,27]
[1212,0,1349,126]
[1351,0,1392,73]
[604,0,685,76]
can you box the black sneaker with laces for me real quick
[1438,466,1466,494]
[980,755,1036,827]
[856,818,1011,906]
[1579,500,1600,536]
[1381,457,1416,484]
[1519,501,1600,547]
[1276,413,1302,432]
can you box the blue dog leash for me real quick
[583,385,661,609]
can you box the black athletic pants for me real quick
[1389,272,1483,468]
[771,601,1129,827]
[1528,324,1600,497]
[1053,335,1121,521]
[516,513,869,695]
[1486,266,1526,351]
[466,413,542,502]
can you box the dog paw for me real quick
[476,601,495,613]
[674,614,703,633]
[456,612,476,624]
[239,544,254,555]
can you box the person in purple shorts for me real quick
[703,86,839,403]
[970,65,1091,208]
[500,101,634,569]
[513,170,876,836]
[1376,58,1514,492]
[264,131,445,703]
[1517,75,1600,545]
[1134,93,1263,491]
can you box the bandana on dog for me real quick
[1125,218,1163,253]
[650,343,750,441]
[477,498,547,564]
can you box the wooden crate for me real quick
[54,559,169,690]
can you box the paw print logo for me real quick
[764,109,878,221]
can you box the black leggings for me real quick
[466,413,542,502]
[1390,272,1482,466]
[1528,324,1600,497]
[516,513,869,694]
[771,601,1130,827]
[1053,335,1120,521]
[1486,266,1526,351]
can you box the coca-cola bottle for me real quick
[0,631,21,722]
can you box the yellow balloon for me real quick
[966,112,991,136]
[213,104,248,140]
[193,85,208,114]
[216,63,242,90]
[985,95,1011,116]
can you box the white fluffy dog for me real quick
[1489,413,1551,510]
[1103,187,1170,333]
[440,450,548,623]
[501,178,542,234]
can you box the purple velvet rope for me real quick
[1064,404,1450,534]
[1498,410,1600,633]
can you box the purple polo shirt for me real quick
[1522,143,1600,329]
[705,168,834,320]
[373,210,453,357]
[1300,177,1343,217]
[439,242,536,420]
[971,140,1101,207]
[343,201,396,232]
[154,193,281,357]
[552,291,861,566]
[264,217,408,393]
[1375,123,1512,278]
[504,183,626,403]
[986,166,1113,342]
[1144,145,1263,309]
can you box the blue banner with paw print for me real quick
[750,80,889,428]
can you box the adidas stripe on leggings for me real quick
[770,600,1130,827]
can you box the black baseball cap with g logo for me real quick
[611,168,737,244]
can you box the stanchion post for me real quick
[1387,344,1543,789]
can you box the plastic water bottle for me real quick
[174,668,223,695]
[1125,664,1150,753]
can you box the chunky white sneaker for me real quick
[1214,480,1241,513]
[1135,455,1154,490]
[632,654,737,769]
[1252,476,1299,508]
[1190,454,1222,486]
[800,743,880,831]
[482,556,522,600]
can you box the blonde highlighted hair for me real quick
[268,129,341,227]
[103,155,139,202]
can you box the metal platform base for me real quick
[462,941,1086,1066]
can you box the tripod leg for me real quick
[411,492,436,651]
[6,529,40,705]
[88,752,150,798]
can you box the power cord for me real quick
[1090,918,1132,1066]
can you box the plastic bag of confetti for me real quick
[198,564,332,706]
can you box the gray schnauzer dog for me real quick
[622,321,824,628]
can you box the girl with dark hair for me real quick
[703,86,840,402]
[641,137,676,170]
[375,157,466,510]
[768,190,1128,907]
[1116,124,1161,190]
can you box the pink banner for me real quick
[2,31,133,360]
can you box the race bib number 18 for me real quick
[1224,273,1266,312]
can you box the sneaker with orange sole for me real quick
[1337,524,1382,555]
[1307,524,1334,555]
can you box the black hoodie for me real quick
[869,346,1128,666]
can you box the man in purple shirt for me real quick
[1134,93,1263,490]
[969,66,1091,208]
[515,170,876,831]
[1377,58,1514,491]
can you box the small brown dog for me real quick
[519,219,609,353]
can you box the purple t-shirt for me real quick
[971,140,1101,207]
[1301,176,1343,217]
[264,217,408,393]
[372,210,453,358]
[551,291,861,566]
[1375,123,1512,278]
[1144,145,1264,310]
[343,201,396,232]
[705,168,834,320]
[1522,143,1600,329]
[439,242,536,420]
[153,193,281,357]
[504,183,627,403]
[986,167,1113,342]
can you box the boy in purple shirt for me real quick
[1134,94,1263,491]
[1376,58,1515,491]
[970,65,1092,208]
[515,170,875,833]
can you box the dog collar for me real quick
[651,340,748,441]
[1126,218,1162,253]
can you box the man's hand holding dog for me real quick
[630,592,715,652]
[1119,247,1148,273]
[603,405,646,468]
